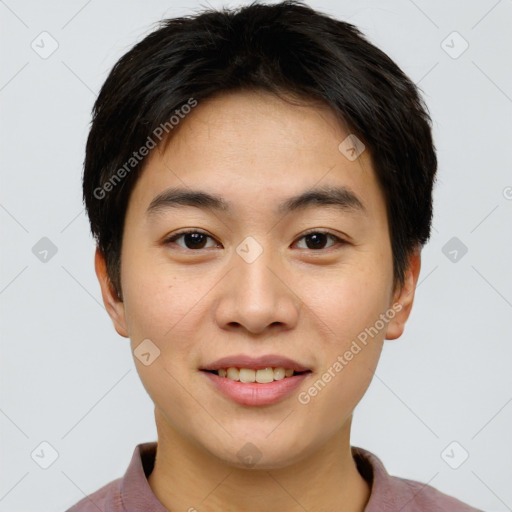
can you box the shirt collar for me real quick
[120,442,168,512]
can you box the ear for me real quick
[385,246,421,340]
[94,247,129,338]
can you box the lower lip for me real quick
[201,370,311,406]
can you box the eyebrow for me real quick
[146,184,366,218]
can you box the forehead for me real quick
[161,89,353,159]
[128,89,384,221]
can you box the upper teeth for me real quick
[217,367,296,383]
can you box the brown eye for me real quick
[165,230,218,250]
[164,229,346,252]
[295,231,345,251]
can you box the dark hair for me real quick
[83,0,437,300]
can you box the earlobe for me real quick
[94,247,129,338]
[385,247,421,341]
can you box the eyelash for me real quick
[163,229,347,252]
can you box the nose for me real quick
[213,244,301,335]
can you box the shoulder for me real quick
[64,442,159,512]
[66,477,123,512]
[391,474,484,511]
[352,446,483,512]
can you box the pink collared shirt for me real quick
[66,442,483,511]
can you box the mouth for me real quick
[200,353,312,381]
[201,367,312,383]
[200,366,313,406]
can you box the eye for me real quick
[294,230,345,250]
[164,230,219,250]
[163,229,346,251]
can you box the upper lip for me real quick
[200,354,311,372]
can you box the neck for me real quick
[147,409,370,512]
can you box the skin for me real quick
[95,89,421,512]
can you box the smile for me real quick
[204,367,310,383]
[201,368,312,406]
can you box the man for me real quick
[68,1,482,510]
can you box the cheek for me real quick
[120,250,215,388]
[313,267,391,346]
[297,273,388,433]
[305,265,390,391]
[120,243,192,340]
[120,257,202,411]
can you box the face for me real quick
[96,89,420,469]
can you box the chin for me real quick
[208,435,311,471]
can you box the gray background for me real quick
[1,0,511,511]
